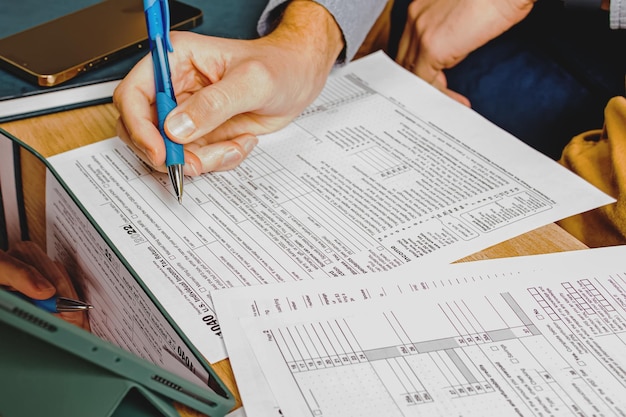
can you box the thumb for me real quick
[412,54,444,86]
[429,72,471,107]
[165,66,271,144]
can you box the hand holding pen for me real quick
[114,1,348,178]
[11,292,92,313]
[144,0,185,203]
[0,241,91,330]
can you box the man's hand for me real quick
[113,0,344,176]
[396,0,535,105]
[0,241,90,329]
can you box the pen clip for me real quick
[144,0,173,52]
[159,0,173,52]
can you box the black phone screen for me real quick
[0,0,203,87]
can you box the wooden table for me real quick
[0,103,588,416]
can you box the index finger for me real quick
[0,249,55,299]
[112,55,166,168]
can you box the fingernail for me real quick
[167,113,196,138]
[34,279,55,292]
[242,136,258,154]
[143,149,157,167]
[185,163,199,177]
[222,149,243,167]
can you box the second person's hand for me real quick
[113,0,344,176]
[395,0,535,105]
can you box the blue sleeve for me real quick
[257,0,388,63]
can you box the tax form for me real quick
[46,52,612,363]
[216,246,626,416]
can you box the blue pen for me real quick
[12,292,93,313]
[144,0,185,203]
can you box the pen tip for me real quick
[168,165,185,205]
[56,297,94,312]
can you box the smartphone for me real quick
[0,0,203,87]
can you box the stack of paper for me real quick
[41,51,618,416]
[214,245,626,416]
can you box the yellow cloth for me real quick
[558,96,626,247]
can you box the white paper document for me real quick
[219,246,626,416]
[46,52,612,363]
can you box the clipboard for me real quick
[0,289,234,417]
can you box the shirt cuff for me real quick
[610,0,626,29]
[257,0,387,64]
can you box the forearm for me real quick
[258,0,388,63]
[263,0,345,73]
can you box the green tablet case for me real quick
[0,289,235,417]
